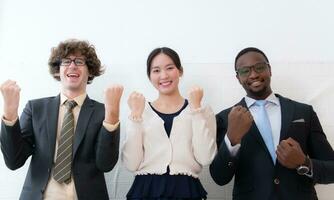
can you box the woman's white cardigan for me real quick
[122,102,217,178]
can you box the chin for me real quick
[66,84,81,90]
[249,89,270,98]
[159,89,175,95]
[159,91,172,95]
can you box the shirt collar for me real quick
[60,93,87,108]
[245,92,280,108]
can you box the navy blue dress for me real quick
[126,100,207,200]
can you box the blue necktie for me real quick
[255,100,276,163]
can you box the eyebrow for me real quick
[237,62,268,68]
[63,56,85,59]
[165,63,174,67]
[151,66,160,70]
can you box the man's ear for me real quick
[268,64,272,76]
[236,74,242,84]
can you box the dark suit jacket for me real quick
[210,94,334,200]
[0,95,120,200]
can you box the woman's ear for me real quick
[179,68,184,77]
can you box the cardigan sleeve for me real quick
[121,118,145,172]
[191,105,217,166]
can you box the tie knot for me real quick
[255,100,267,107]
[65,100,77,110]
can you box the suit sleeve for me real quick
[210,112,239,186]
[95,123,120,172]
[191,105,217,166]
[0,101,35,170]
[307,107,334,184]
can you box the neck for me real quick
[62,89,85,99]
[157,89,183,103]
[248,90,272,100]
[153,91,185,113]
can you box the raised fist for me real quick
[188,86,203,110]
[127,91,145,119]
[227,105,253,145]
[0,80,21,121]
[104,84,124,124]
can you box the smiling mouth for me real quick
[249,80,263,87]
[67,73,79,78]
[160,81,172,86]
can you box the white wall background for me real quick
[0,0,334,199]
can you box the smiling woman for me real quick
[122,47,217,200]
[147,48,183,97]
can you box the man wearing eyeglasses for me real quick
[210,47,334,200]
[0,39,123,200]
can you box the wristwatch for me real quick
[297,156,312,175]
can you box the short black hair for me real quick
[146,47,183,79]
[234,47,269,70]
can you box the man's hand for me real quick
[188,86,203,110]
[127,91,145,120]
[0,80,20,121]
[276,137,306,169]
[104,84,123,124]
[226,106,253,145]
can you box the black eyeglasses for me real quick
[236,62,269,77]
[60,58,86,66]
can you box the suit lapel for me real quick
[73,96,94,157]
[46,95,60,164]
[277,94,294,141]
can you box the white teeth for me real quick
[250,81,261,87]
[160,81,171,86]
[67,73,79,77]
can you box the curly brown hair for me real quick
[48,39,104,84]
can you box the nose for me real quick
[248,67,259,79]
[160,69,168,79]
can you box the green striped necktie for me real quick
[53,100,77,184]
